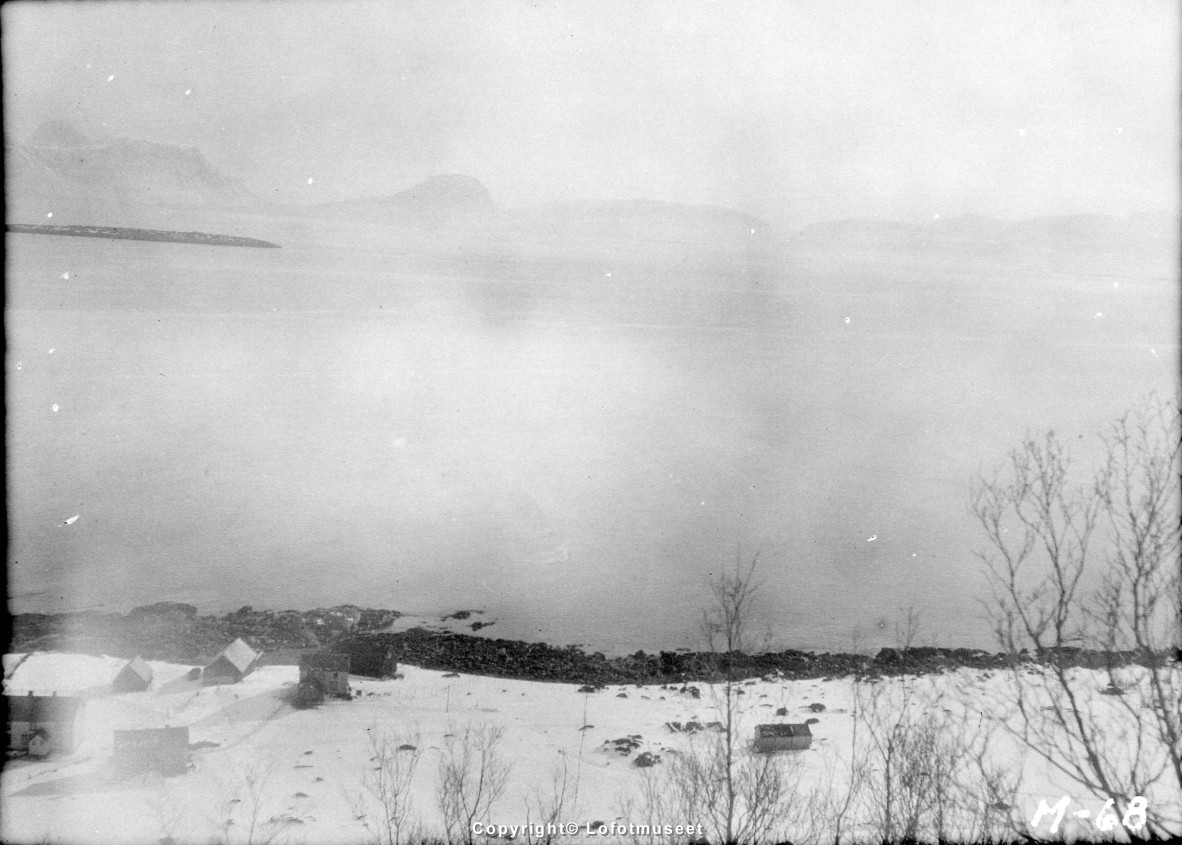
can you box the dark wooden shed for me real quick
[297,652,351,705]
[753,722,813,753]
[336,637,399,678]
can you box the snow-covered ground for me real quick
[2,652,1178,844]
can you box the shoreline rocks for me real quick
[7,607,1169,683]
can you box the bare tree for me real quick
[523,753,581,845]
[666,729,801,845]
[855,676,1014,844]
[894,605,924,658]
[799,677,869,845]
[649,548,802,845]
[212,758,290,845]
[349,727,422,845]
[436,722,511,845]
[971,394,1182,838]
[615,762,677,845]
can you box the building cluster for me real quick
[7,641,814,777]
[5,637,359,777]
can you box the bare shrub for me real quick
[211,758,291,845]
[347,727,422,845]
[855,677,1004,843]
[621,548,802,845]
[436,722,511,845]
[798,678,869,845]
[667,729,801,845]
[971,395,1182,837]
[523,757,581,845]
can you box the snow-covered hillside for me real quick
[4,652,1178,844]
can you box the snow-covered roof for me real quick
[115,656,153,684]
[211,638,261,673]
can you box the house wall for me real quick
[298,667,350,698]
[9,718,77,755]
[754,735,811,752]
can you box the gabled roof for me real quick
[115,656,154,684]
[6,694,85,723]
[211,638,261,673]
[299,652,350,671]
[757,723,811,737]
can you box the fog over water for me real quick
[4,1,1179,654]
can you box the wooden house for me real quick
[6,692,85,757]
[753,722,812,753]
[297,652,351,705]
[111,656,154,693]
[202,638,262,686]
[113,726,190,778]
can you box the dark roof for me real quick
[299,652,350,671]
[6,694,85,723]
[757,723,812,738]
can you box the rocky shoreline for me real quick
[8,603,1164,685]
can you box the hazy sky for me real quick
[4,0,1178,225]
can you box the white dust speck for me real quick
[1017,128,1026,136]
[62,514,80,527]
[16,362,21,371]
[62,272,70,280]
[750,228,756,234]
[47,212,53,218]
[392,437,407,450]
[1113,282,1119,288]
[52,404,60,413]
[1094,312,1103,319]
[185,89,192,96]
[1116,127,1123,134]
[307,177,314,185]
[932,214,940,220]
[107,75,115,82]
[1150,348,1157,357]
[700,501,706,506]
[845,316,850,324]
[912,553,917,557]
[49,348,55,354]
[867,535,877,542]
[605,272,612,278]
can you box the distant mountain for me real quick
[309,174,499,227]
[513,198,774,252]
[793,218,922,247]
[794,213,1178,253]
[6,120,258,226]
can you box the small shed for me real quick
[202,638,262,686]
[6,692,85,757]
[297,652,351,705]
[112,656,154,693]
[337,637,399,678]
[753,722,812,753]
[113,726,190,778]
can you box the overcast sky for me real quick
[4,0,1178,226]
